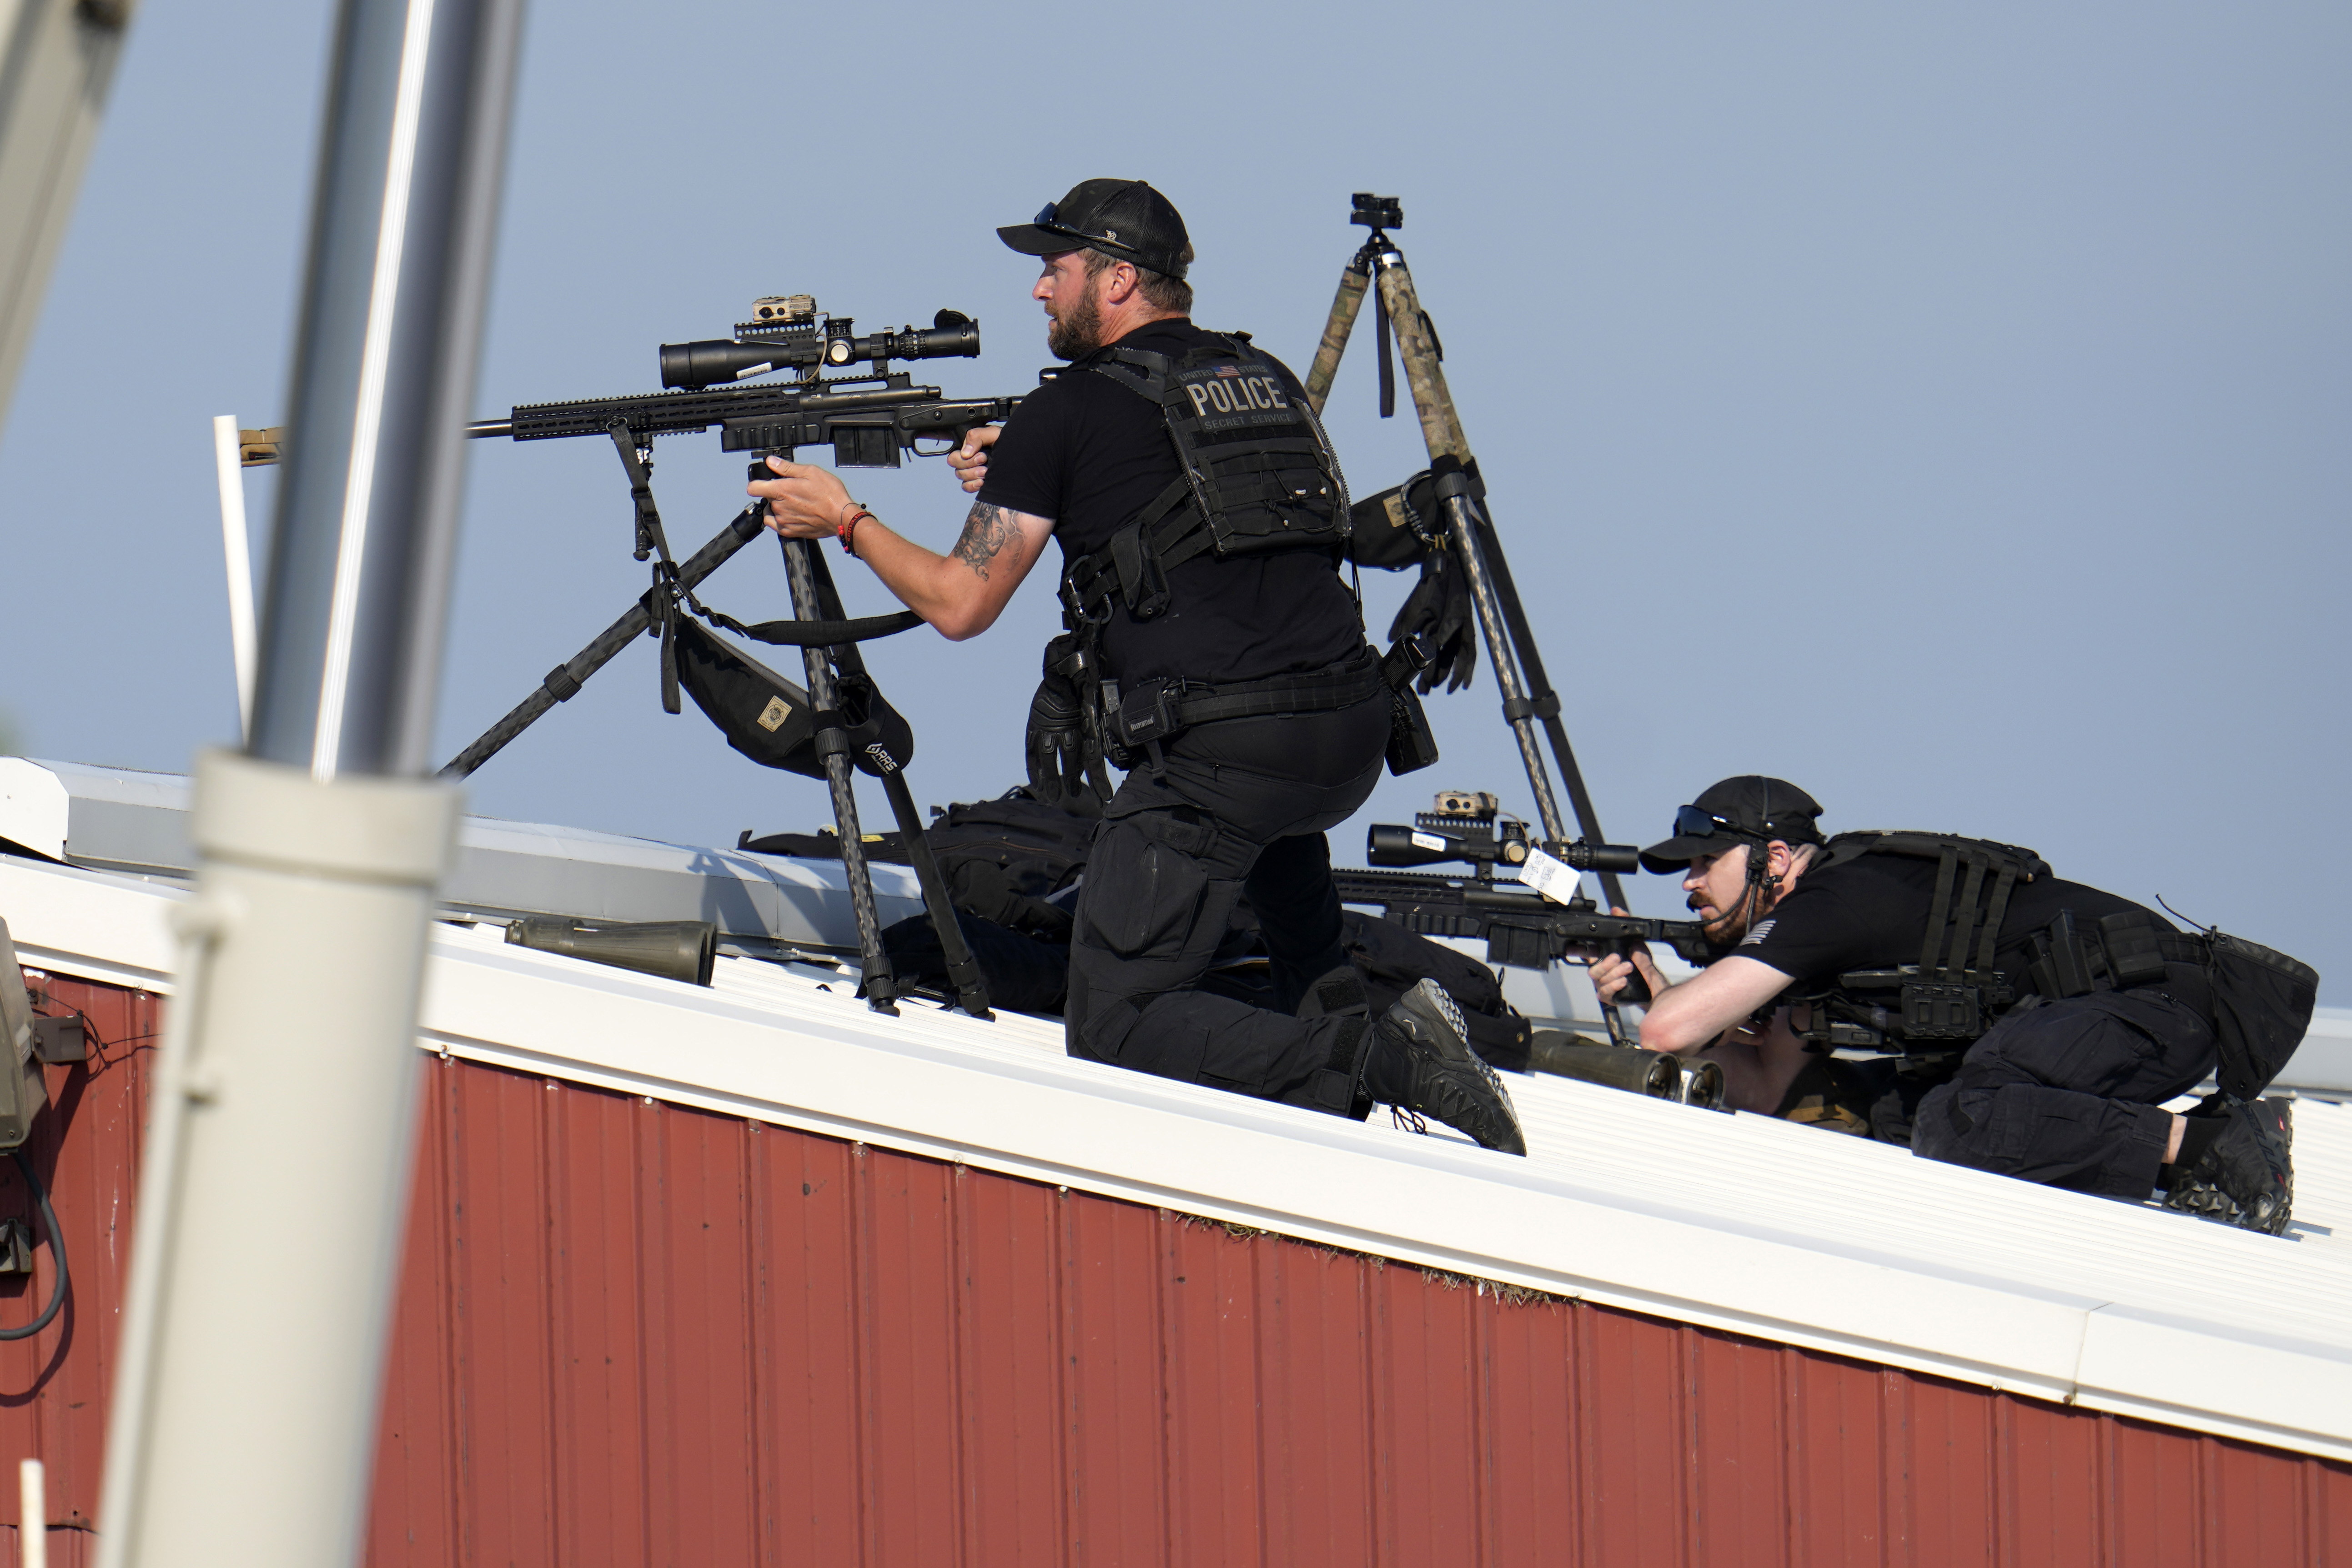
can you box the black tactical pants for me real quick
[1065,692,1391,1114]
[1912,991,2216,1200]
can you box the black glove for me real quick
[1388,547,1477,694]
[1025,669,1086,806]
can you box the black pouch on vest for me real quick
[1378,634,1439,776]
[2096,911,2171,988]
[2025,909,2097,999]
[1384,685,1439,777]
[1112,677,1182,750]
[2203,930,2318,1101]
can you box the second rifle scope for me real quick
[1368,824,1640,876]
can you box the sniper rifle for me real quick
[1333,791,1711,992]
[467,295,1018,481]
[442,295,1018,1020]
[241,295,1015,1021]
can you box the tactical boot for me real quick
[1367,980,1528,1155]
[2162,1098,2293,1236]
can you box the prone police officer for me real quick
[754,179,1525,1155]
[1588,776,2297,1231]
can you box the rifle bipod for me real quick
[434,435,993,1020]
[776,533,994,1019]
[1306,193,1634,1045]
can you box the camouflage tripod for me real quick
[1307,195,1639,1037]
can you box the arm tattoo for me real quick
[950,501,1020,579]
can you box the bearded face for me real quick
[1683,843,1787,944]
[1046,266,1109,360]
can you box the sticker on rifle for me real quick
[756,696,792,731]
[1517,846,1581,905]
[1410,831,1447,853]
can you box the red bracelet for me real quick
[839,507,875,557]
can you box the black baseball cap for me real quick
[1639,776,1826,873]
[998,179,1191,279]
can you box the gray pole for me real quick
[248,0,525,781]
[95,2,525,1565]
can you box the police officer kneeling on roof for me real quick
[1587,777,2315,1232]
[754,179,1526,1155]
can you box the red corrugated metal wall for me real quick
[3,971,2350,1567]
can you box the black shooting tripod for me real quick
[1307,194,1638,1040]
[438,421,993,1019]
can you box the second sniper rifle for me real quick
[1333,792,1712,991]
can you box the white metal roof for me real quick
[0,757,925,953]
[5,846,2349,1465]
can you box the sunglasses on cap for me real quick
[1672,804,1761,842]
[1033,200,1140,257]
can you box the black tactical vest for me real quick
[1029,332,1378,801]
[1057,332,1351,626]
[1784,831,2202,1058]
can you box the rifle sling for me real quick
[705,607,924,646]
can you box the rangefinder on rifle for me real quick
[1333,791,1705,979]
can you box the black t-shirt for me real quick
[1734,852,2169,992]
[978,319,1365,686]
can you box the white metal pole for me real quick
[92,2,525,1567]
[19,1458,43,1568]
[211,416,259,741]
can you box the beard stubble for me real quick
[1047,274,1106,360]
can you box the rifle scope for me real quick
[661,309,980,391]
[1367,823,1639,876]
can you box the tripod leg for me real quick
[780,536,899,1014]
[789,547,992,1016]
[1368,267,1626,908]
[1372,250,1633,1044]
[1467,507,1627,912]
[1370,262,1469,461]
[1303,264,1370,416]
[876,769,994,1019]
[1432,486,1567,845]
[437,506,767,778]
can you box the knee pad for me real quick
[1297,965,1369,1021]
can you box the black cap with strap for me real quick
[1639,776,1825,873]
[998,179,1191,279]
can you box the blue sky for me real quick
[4,1,2346,993]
